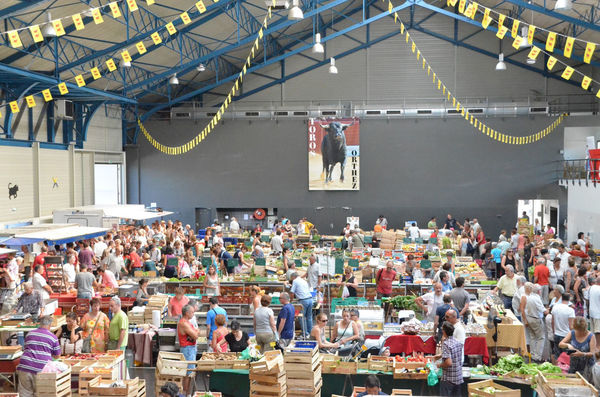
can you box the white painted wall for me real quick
[564,126,600,160]
[566,184,600,246]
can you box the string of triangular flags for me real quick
[449,0,600,61]
[0,0,213,119]
[392,14,566,145]
[453,0,600,97]
[138,2,275,155]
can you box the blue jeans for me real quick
[181,345,197,375]
[299,298,313,336]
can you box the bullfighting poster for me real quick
[308,117,360,190]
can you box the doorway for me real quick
[517,199,560,236]
[94,163,123,205]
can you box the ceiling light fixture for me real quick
[495,53,507,71]
[83,8,95,17]
[122,60,132,68]
[554,0,572,11]
[197,63,206,72]
[312,33,324,54]
[169,73,179,85]
[288,0,303,20]
[519,26,531,48]
[43,12,57,37]
[328,57,338,74]
[526,57,536,65]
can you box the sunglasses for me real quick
[319,319,328,322]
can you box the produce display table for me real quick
[383,335,489,364]
[49,293,135,312]
[208,369,535,397]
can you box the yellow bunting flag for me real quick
[400,23,405,34]
[564,37,574,58]
[166,22,177,35]
[511,19,520,38]
[258,28,263,39]
[90,67,101,80]
[7,31,22,48]
[146,0,155,4]
[458,0,466,13]
[136,41,147,54]
[482,16,492,29]
[498,14,506,28]
[470,3,478,19]
[528,46,540,60]
[546,56,557,70]
[593,88,599,99]
[92,8,104,24]
[394,12,398,23]
[151,32,162,45]
[584,42,595,64]
[58,83,68,95]
[545,32,556,52]
[464,3,473,18]
[29,25,44,43]
[109,2,122,18]
[561,66,574,81]
[127,0,139,11]
[406,32,410,43]
[449,0,458,6]
[581,75,592,90]
[42,89,53,102]
[9,101,19,114]
[52,20,65,36]
[75,75,86,87]
[72,13,85,31]
[121,50,132,62]
[388,0,392,13]
[106,58,117,72]
[512,36,523,50]
[26,95,36,108]
[496,26,508,39]
[181,12,191,25]
[196,0,207,13]
[411,41,416,53]
[527,25,535,44]
[483,7,490,20]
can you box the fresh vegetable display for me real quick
[473,355,562,377]
[388,295,418,311]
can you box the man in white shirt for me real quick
[557,244,571,271]
[149,244,161,263]
[4,254,20,289]
[576,232,587,253]
[212,231,224,247]
[375,215,388,228]
[510,229,520,250]
[472,219,481,236]
[548,244,559,261]
[32,265,52,300]
[522,283,547,362]
[551,293,575,360]
[229,218,240,233]
[271,230,283,254]
[305,255,322,290]
[94,237,108,258]
[408,223,420,241]
[588,278,600,345]
[416,283,444,322]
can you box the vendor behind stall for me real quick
[168,287,190,317]
[16,316,61,397]
[32,264,52,300]
[98,266,118,289]
[12,282,44,319]
[136,279,151,306]
[75,264,99,299]
[55,312,83,354]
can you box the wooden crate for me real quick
[155,370,185,394]
[250,350,284,373]
[393,369,428,380]
[537,371,598,397]
[79,364,121,396]
[157,352,189,376]
[193,393,222,397]
[468,379,521,397]
[0,346,21,355]
[285,356,322,379]
[393,358,430,371]
[321,355,357,374]
[367,355,395,372]
[284,343,319,365]
[137,379,146,397]
[88,376,140,396]
[36,367,71,397]
[287,365,322,392]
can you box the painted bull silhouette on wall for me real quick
[321,121,353,184]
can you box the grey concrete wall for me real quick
[125,115,596,235]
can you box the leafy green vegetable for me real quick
[388,295,418,311]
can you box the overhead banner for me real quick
[308,118,360,191]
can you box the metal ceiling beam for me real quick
[131,0,353,96]
[139,0,413,121]
[0,0,55,19]
[500,0,600,33]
